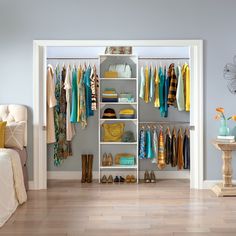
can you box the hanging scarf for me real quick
[138,129,146,159]
[152,128,158,164]
[154,66,160,108]
[157,129,166,169]
[165,128,172,165]
[167,63,177,106]
[171,128,177,167]
[144,65,149,103]
[177,128,184,170]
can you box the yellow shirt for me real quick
[144,65,149,103]
[77,66,82,122]
[185,65,190,112]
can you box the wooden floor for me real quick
[1,180,236,236]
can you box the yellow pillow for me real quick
[0,121,7,148]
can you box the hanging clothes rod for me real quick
[138,57,190,60]
[139,121,190,125]
[47,57,98,60]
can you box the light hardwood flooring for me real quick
[1,180,236,236]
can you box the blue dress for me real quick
[70,68,78,123]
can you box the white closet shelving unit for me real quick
[98,54,139,183]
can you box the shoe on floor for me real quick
[102,153,108,166]
[130,175,136,183]
[107,175,113,183]
[119,176,125,183]
[144,170,150,183]
[114,176,119,183]
[101,175,107,183]
[126,175,131,183]
[150,171,156,183]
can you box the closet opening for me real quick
[33,40,203,190]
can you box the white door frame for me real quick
[33,40,203,190]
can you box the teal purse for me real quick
[120,157,135,165]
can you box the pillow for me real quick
[0,121,7,148]
[5,122,25,150]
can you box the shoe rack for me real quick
[98,54,139,183]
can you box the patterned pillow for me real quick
[5,122,25,150]
[0,121,7,148]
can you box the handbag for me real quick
[102,123,125,142]
[114,153,135,164]
[109,64,132,78]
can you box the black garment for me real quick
[183,132,190,169]
[171,129,177,167]
[165,129,172,165]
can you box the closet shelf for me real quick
[100,165,138,169]
[100,54,137,57]
[100,78,137,80]
[100,102,137,105]
[100,119,137,122]
[100,142,138,145]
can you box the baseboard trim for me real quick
[47,170,190,180]
[28,181,35,190]
[203,180,236,189]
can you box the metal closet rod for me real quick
[138,57,190,60]
[139,121,190,124]
[47,57,190,60]
[47,57,98,60]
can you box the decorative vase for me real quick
[219,119,230,136]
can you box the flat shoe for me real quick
[101,175,107,183]
[126,175,131,183]
[119,176,125,183]
[107,175,113,183]
[130,175,136,183]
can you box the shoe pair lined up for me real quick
[102,153,113,166]
[101,175,136,183]
[144,170,156,183]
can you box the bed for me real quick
[0,105,28,227]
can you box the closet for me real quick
[42,42,200,188]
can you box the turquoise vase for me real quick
[219,119,230,136]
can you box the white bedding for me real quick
[0,149,27,227]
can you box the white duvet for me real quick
[0,149,27,227]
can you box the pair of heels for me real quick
[102,153,113,166]
[101,175,113,183]
[144,170,156,183]
[114,176,125,183]
[126,175,136,183]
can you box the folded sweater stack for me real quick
[102,88,118,102]
[119,109,135,119]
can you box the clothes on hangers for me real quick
[144,65,149,103]
[167,63,177,106]
[157,129,166,170]
[138,128,146,159]
[139,62,191,116]
[154,66,160,108]
[177,128,184,170]
[47,62,99,166]
[139,66,145,99]
[183,128,190,169]
[171,128,177,167]
[152,128,158,164]
[176,65,185,111]
[165,128,171,165]
[70,67,78,123]
[46,64,57,144]
[64,65,75,141]
[146,128,154,159]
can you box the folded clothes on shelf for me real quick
[119,108,135,119]
[102,88,118,102]
[119,93,135,103]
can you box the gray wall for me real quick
[0,0,236,180]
